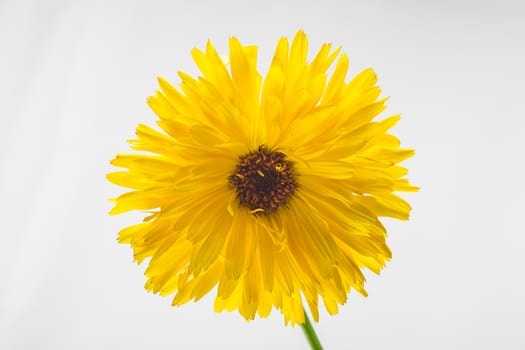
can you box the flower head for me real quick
[108,30,417,325]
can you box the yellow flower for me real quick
[107,30,417,326]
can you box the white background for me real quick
[1,0,524,349]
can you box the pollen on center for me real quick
[228,145,297,214]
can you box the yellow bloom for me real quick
[107,30,417,326]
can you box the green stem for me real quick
[300,309,323,349]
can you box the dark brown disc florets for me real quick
[228,145,297,214]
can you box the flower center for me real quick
[229,145,297,214]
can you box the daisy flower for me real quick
[108,30,417,329]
